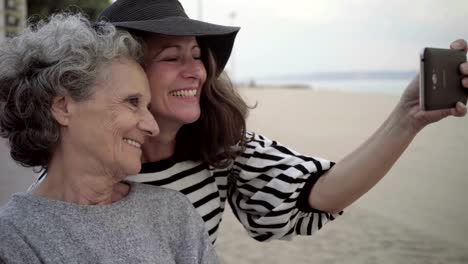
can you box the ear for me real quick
[50,95,74,126]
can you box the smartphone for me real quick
[420,47,467,111]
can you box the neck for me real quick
[142,129,177,162]
[142,119,181,162]
[32,144,129,205]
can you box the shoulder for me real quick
[233,131,333,171]
[244,131,275,147]
[0,216,18,242]
[131,183,203,227]
[0,209,37,262]
[0,209,14,233]
[239,131,295,159]
[131,182,184,199]
[130,183,194,212]
[0,196,30,226]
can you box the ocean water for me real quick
[244,71,417,95]
[254,79,411,95]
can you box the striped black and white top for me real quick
[129,132,342,244]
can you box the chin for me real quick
[183,114,201,124]
[122,161,142,176]
[174,110,201,125]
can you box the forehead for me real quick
[96,58,150,98]
[145,34,199,49]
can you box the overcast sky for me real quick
[113,0,468,81]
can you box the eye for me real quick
[126,96,140,107]
[162,57,179,62]
[193,49,202,60]
[157,48,179,62]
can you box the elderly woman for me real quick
[0,14,218,263]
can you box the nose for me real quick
[138,109,159,137]
[181,57,205,80]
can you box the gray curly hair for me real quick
[0,13,144,169]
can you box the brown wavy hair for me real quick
[175,38,252,168]
[133,32,253,168]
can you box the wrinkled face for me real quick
[67,58,159,176]
[143,34,207,129]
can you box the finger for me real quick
[462,78,468,88]
[451,102,467,117]
[450,39,468,52]
[460,63,468,88]
[418,108,451,121]
[461,62,468,73]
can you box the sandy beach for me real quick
[216,87,468,263]
[1,87,467,263]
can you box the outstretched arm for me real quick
[309,39,468,213]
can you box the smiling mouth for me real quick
[169,89,197,98]
[123,138,142,148]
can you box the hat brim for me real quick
[112,17,239,76]
[112,17,239,37]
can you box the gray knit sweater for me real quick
[0,182,219,264]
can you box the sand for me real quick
[1,87,467,263]
[215,87,468,263]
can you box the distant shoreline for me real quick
[254,70,417,81]
[236,70,416,95]
[236,79,410,95]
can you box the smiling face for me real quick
[66,58,159,177]
[143,34,207,130]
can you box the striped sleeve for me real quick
[227,132,342,242]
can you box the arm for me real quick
[309,39,468,213]
[226,132,340,242]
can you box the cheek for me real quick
[107,110,132,138]
[146,67,171,95]
[199,62,208,84]
[102,118,122,146]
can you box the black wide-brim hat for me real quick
[98,0,240,76]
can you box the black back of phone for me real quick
[422,48,467,110]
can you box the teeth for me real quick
[123,138,141,148]
[170,89,197,97]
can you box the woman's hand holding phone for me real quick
[396,39,468,133]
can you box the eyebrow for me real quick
[153,44,201,57]
[125,92,143,99]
